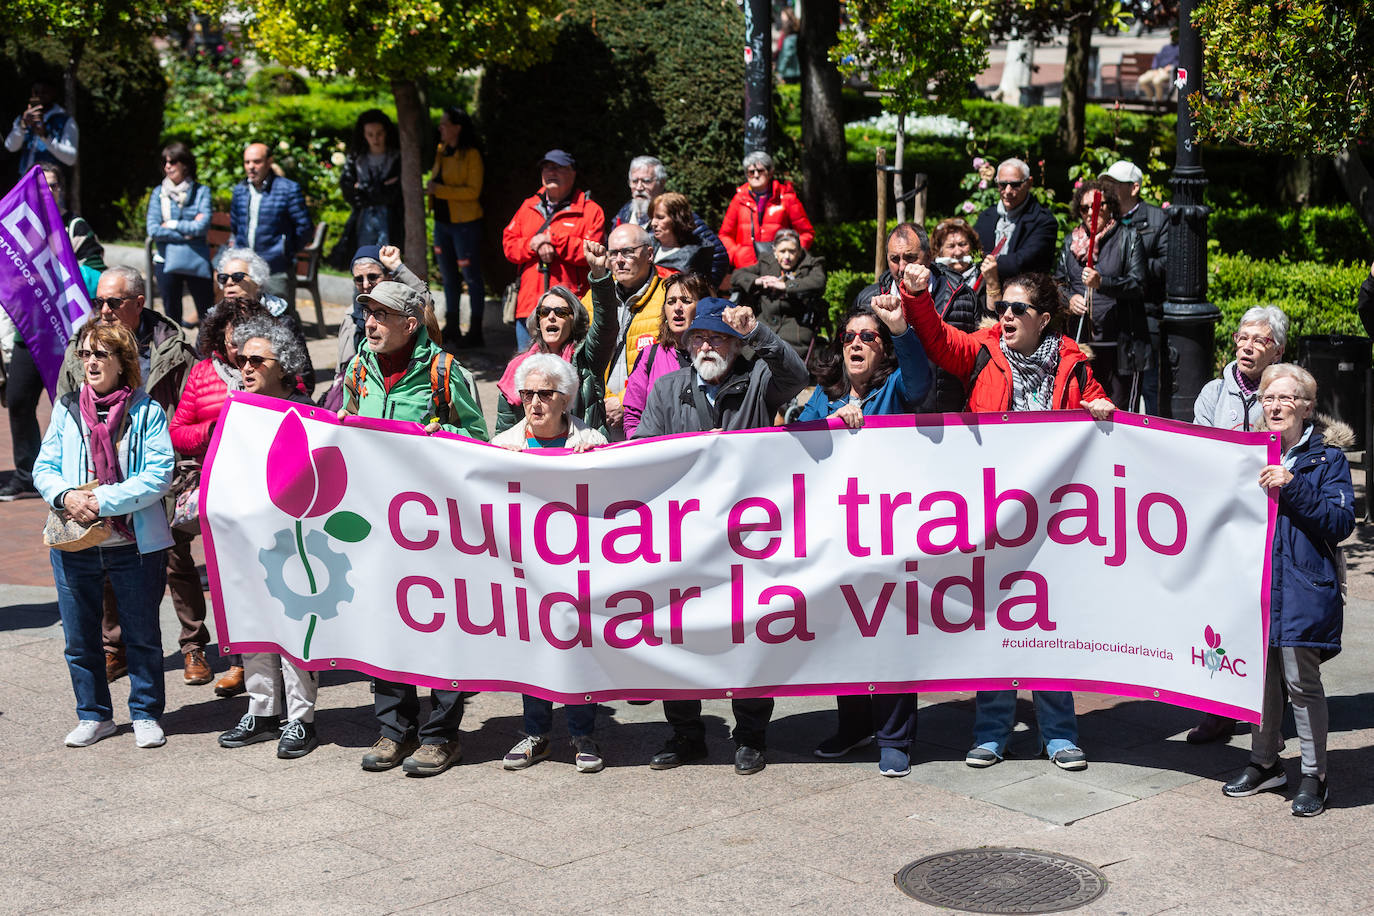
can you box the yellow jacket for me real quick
[430,145,483,223]
[582,271,669,393]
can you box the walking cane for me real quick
[1076,190,1102,344]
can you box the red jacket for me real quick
[899,286,1109,412]
[169,358,231,458]
[502,189,606,320]
[718,179,815,269]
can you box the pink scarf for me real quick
[78,384,135,539]
[497,340,577,406]
[1069,219,1116,264]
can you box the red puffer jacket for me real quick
[718,179,815,269]
[899,286,1108,413]
[170,358,232,458]
[501,189,606,320]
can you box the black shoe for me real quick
[277,719,319,759]
[626,699,653,706]
[649,736,708,770]
[734,745,766,775]
[0,479,38,501]
[1292,775,1328,816]
[218,713,282,748]
[813,732,874,759]
[1223,762,1287,797]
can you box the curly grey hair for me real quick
[231,315,308,381]
[514,353,578,401]
[215,247,271,289]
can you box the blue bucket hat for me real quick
[351,245,383,268]
[685,297,745,341]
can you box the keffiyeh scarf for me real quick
[1001,332,1061,411]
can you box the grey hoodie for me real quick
[1193,361,1263,431]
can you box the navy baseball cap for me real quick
[540,149,576,168]
[686,297,745,341]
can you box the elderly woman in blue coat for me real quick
[146,142,213,328]
[1222,363,1354,817]
[798,293,930,777]
[34,322,175,750]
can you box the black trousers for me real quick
[834,693,918,748]
[663,697,774,750]
[5,343,43,489]
[374,681,464,744]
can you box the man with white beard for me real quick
[631,296,809,774]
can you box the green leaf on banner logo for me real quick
[325,510,372,542]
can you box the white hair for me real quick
[102,265,145,298]
[1258,363,1316,400]
[1237,305,1290,352]
[997,158,1031,180]
[628,156,667,184]
[515,353,578,399]
[215,247,271,288]
[743,150,774,172]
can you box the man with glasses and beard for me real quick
[632,297,808,774]
[973,158,1058,277]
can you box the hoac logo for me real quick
[1191,625,1246,678]
[259,410,371,658]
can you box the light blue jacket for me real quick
[146,182,213,278]
[33,387,175,554]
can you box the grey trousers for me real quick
[244,652,319,723]
[1251,645,1327,777]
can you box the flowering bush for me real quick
[163,44,248,120]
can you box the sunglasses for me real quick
[518,388,563,403]
[842,329,881,345]
[352,272,385,287]
[235,354,277,369]
[993,300,1041,317]
[746,167,770,176]
[216,271,249,285]
[537,304,574,319]
[92,296,133,310]
[76,348,112,360]
[996,179,1029,190]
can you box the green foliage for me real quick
[478,0,748,246]
[163,44,249,115]
[824,269,875,329]
[1209,255,1369,361]
[1193,0,1374,155]
[813,221,888,276]
[1210,205,1374,264]
[248,65,310,100]
[831,0,991,117]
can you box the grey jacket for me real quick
[633,322,809,438]
[1193,361,1263,431]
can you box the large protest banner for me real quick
[0,167,91,396]
[203,393,1277,721]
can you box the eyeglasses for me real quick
[518,388,563,403]
[1233,332,1276,348]
[1259,394,1311,407]
[76,348,112,360]
[536,304,574,319]
[235,354,278,369]
[993,300,1041,317]
[608,244,649,260]
[628,177,654,187]
[216,271,249,285]
[996,179,1029,189]
[360,306,401,322]
[746,167,770,176]
[842,329,881,345]
[92,296,133,310]
[690,331,734,349]
[352,272,385,287]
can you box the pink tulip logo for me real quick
[263,410,371,658]
[1202,626,1225,678]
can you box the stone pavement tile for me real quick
[307,843,533,912]
[49,794,254,851]
[978,773,1138,824]
[335,801,589,869]
[616,859,866,914]
[397,890,520,915]
[24,831,229,888]
[187,838,391,906]
[186,795,401,856]
[481,847,705,910]
[0,781,116,832]
[1057,759,1202,800]
[342,760,520,821]
[907,756,1044,797]
[202,757,387,812]
[40,879,237,916]
[1243,842,1374,914]
[633,809,850,874]
[603,759,820,822]
[0,873,66,916]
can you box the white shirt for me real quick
[247,182,264,250]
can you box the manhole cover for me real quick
[895,847,1107,913]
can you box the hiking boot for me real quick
[402,738,463,776]
[362,735,419,771]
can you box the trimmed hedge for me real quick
[1210,205,1373,265]
[1209,255,1368,362]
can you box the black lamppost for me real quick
[743,0,772,155]
[1160,0,1220,420]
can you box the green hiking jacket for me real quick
[343,329,488,441]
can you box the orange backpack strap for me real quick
[343,358,367,414]
[428,352,456,424]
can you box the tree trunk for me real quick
[1333,148,1374,239]
[391,78,428,278]
[998,36,1034,106]
[1056,9,1094,158]
[799,0,848,221]
[63,41,83,216]
[894,113,906,224]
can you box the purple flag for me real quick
[0,167,92,397]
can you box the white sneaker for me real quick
[132,719,165,748]
[65,719,117,747]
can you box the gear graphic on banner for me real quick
[259,527,354,622]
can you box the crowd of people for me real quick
[2,82,1358,818]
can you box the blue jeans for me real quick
[514,318,532,352]
[522,695,596,738]
[433,219,485,335]
[971,690,1079,758]
[52,544,168,721]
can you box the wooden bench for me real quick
[1092,52,1173,111]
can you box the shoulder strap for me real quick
[1060,359,1090,409]
[429,352,457,425]
[344,358,366,415]
[691,380,718,430]
[966,347,993,406]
